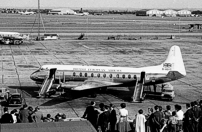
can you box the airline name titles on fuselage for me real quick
[73,68,122,72]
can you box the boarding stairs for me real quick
[38,68,57,97]
[132,71,145,102]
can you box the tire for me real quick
[14,40,19,45]
[10,40,14,44]
[19,40,23,44]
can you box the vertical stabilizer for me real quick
[162,45,186,76]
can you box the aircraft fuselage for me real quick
[30,64,179,88]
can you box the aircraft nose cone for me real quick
[30,72,36,80]
[30,70,39,81]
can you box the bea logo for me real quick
[163,63,172,70]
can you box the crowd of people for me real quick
[82,101,130,132]
[0,104,68,123]
[1,100,202,132]
[133,100,202,132]
[82,100,202,132]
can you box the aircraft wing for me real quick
[71,80,121,91]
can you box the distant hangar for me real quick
[146,9,163,17]
[146,9,192,17]
[49,8,76,15]
[177,10,192,16]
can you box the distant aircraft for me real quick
[0,32,29,45]
[19,11,35,15]
[30,45,186,99]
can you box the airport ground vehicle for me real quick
[0,32,29,45]
[0,36,23,45]
[0,88,8,99]
[143,83,175,101]
[41,34,60,40]
[6,93,23,106]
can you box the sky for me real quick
[1,0,202,9]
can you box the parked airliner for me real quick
[30,45,186,96]
[0,31,29,45]
[19,11,35,15]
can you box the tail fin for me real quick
[161,45,186,76]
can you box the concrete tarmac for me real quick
[0,38,202,120]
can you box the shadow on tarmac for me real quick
[7,86,135,106]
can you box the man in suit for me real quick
[198,100,202,132]
[151,105,164,132]
[1,107,13,123]
[19,104,30,123]
[98,105,110,132]
[109,104,117,132]
[191,101,201,132]
[82,101,99,129]
[183,103,194,132]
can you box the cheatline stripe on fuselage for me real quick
[40,70,168,76]
[42,69,167,76]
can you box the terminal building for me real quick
[49,8,76,15]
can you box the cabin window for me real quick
[109,74,113,78]
[134,75,137,79]
[84,73,88,77]
[103,74,106,78]
[73,72,76,76]
[128,74,131,79]
[97,73,100,78]
[91,73,94,77]
[122,74,125,79]
[116,74,119,78]
[79,72,82,77]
